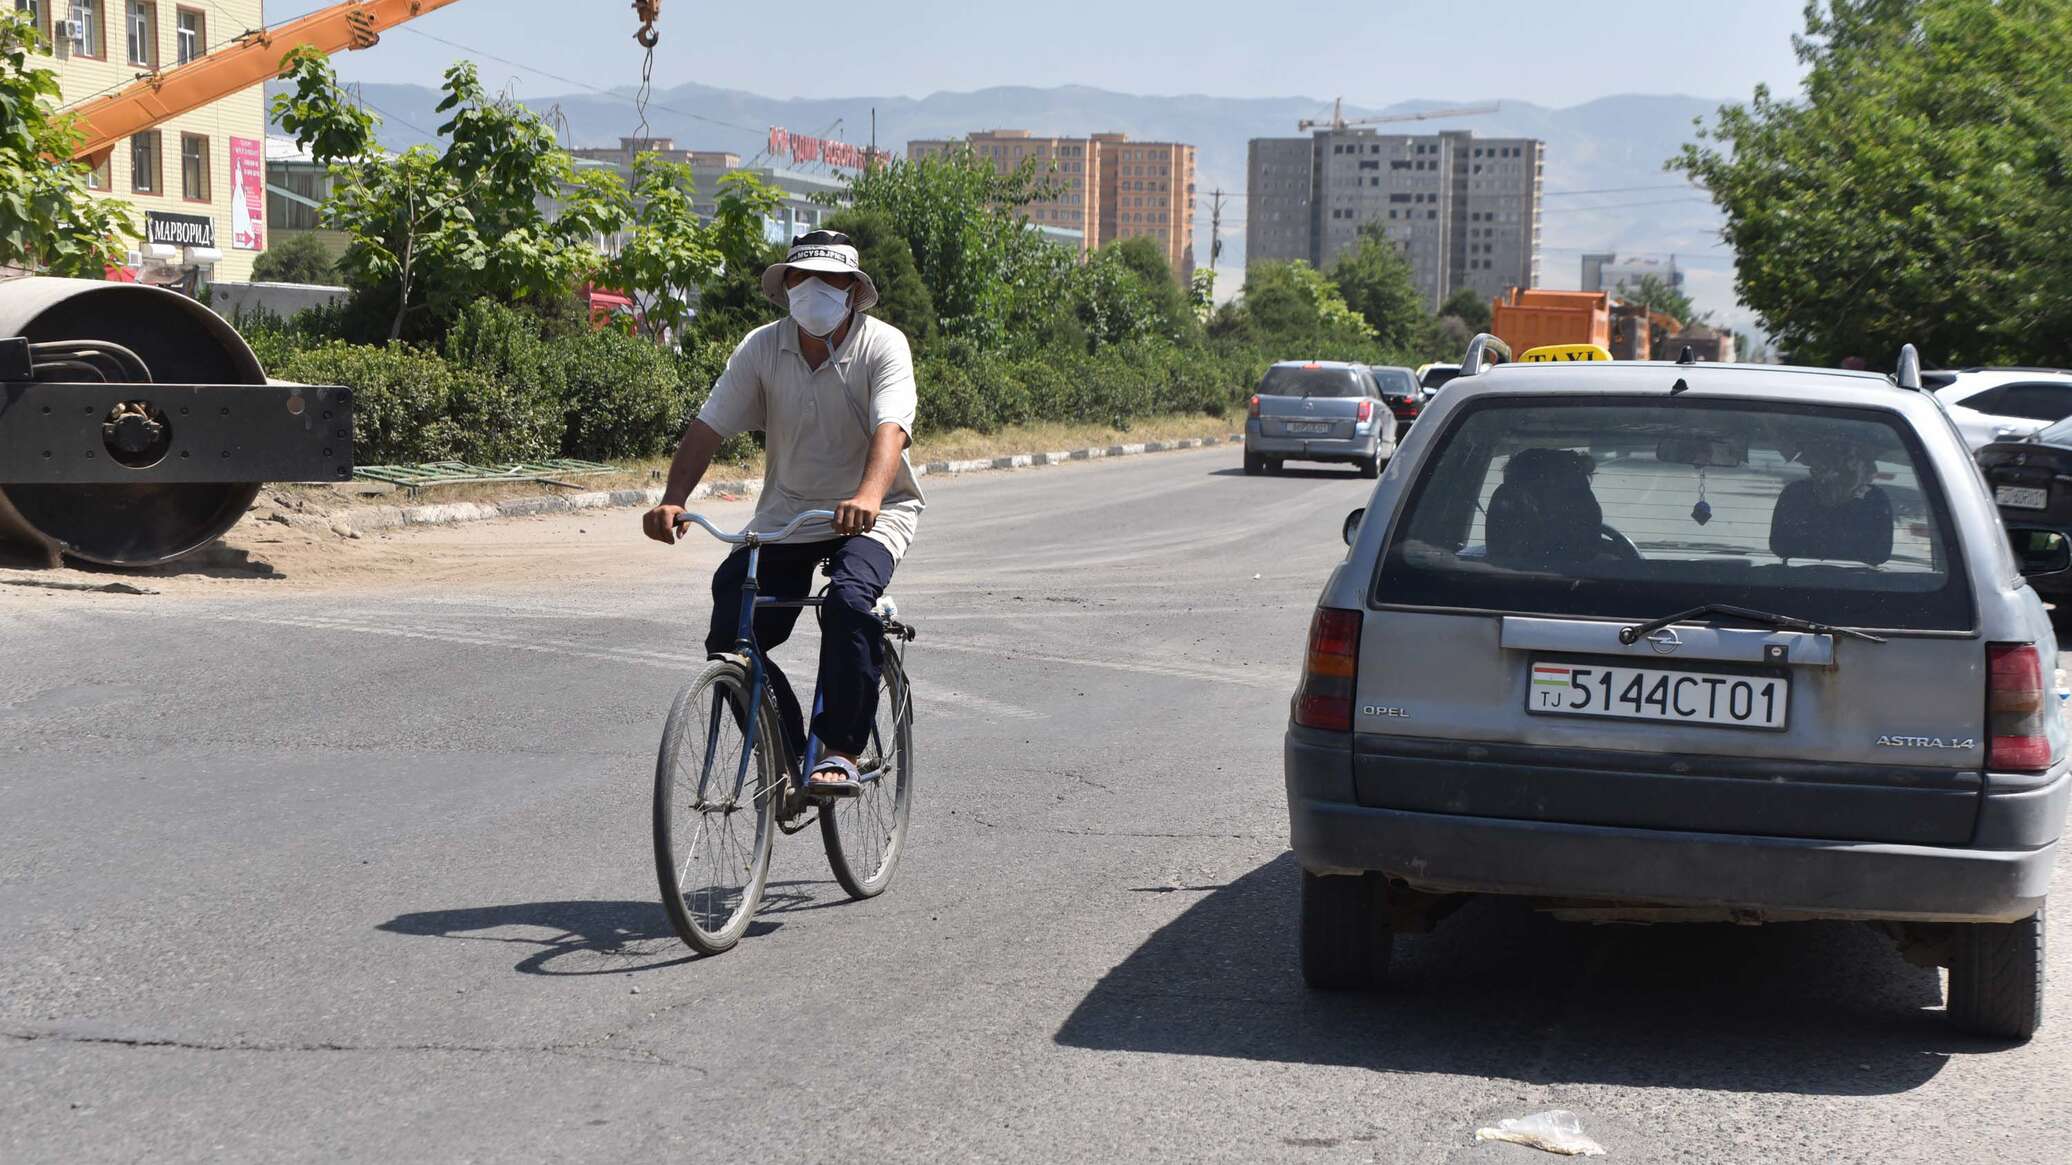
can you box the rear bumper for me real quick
[1244,428,1380,462]
[1287,730,2066,923]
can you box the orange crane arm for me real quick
[68,0,470,160]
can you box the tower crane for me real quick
[1297,98,1501,133]
[67,0,473,161]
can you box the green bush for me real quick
[276,341,558,465]
[555,329,692,461]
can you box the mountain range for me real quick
[266,79,1751,328]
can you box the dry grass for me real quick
[909,409,1242,463]
[285,408,1241,513]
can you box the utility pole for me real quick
[1207,187,1226,273]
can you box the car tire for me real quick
[1243,452,1264,476]
[1299,870,1392,990]
[1947,907,2045,1041]
[1266,459,1284,475]
[1359,455,1381,479]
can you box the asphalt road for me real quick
[2,445,2066,1163]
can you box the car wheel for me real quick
[1947,907,2045,1041]
[1266,459,1285,475]
[1359,455,1381,479]
[1243,452,1264,476]
[1299,870,1392,990]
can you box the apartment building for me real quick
[1246,128,1542,309]
[907,129,1196,280]
[21,0,270,283]
[1581,252,1684,297]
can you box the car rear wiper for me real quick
[1618,603,1887,646]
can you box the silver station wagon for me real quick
[1287,338,2070,1040]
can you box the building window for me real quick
[17,1,44,40]
[125,0,151,65]
[174,4,200,61]
[130,130,159,194]
[180,132,207,200]
[67,0,104,57]
[84,149,110,190]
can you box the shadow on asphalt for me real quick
[1057,854,1972,1096]
[378,882,852,975]
[1206,467,1368,480]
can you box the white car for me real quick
[1931,368,2072,450]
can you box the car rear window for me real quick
[1421,366,1462,391]
[1373,396,1973,630]
[1370,369,1418,399]
[1260,366,1365,397]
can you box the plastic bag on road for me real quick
[1473,1110,1607,1157]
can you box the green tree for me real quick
[820,206,939,342]
[840,149,1061,344]
[1674,0,2072,366]
[1438,286,1492,332]
[1216,260,1376,358]
[1330,225,1429,351]
[593,157,780,346]
[276,52,623,341]
[251,233,339,284]
[0,11,132,275]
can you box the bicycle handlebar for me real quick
[675,508,840,545]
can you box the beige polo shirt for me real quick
[697,315,926,561]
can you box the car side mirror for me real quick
[1343,508,1365,547]
[2011,529,2072,578]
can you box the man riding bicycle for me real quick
[643,231,925,798]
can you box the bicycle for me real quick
[652,509,917,955]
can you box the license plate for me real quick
[1527,660,1788,730]
[1285,421,1332,434]
[1997,485,2048,510]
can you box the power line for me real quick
[1539,196,1716,214]
[1542,183,1706,198]
[396,25,764,139]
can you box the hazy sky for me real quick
[270,0,1811,106]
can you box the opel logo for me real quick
[1646,627,1682,655]
[1303,399,1315,411]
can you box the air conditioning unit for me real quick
[51,18,74,41]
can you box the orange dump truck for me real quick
[1490,288,1611,355]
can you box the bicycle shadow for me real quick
[1056,853,1972,1096]
[378,882,852,975]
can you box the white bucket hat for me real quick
[760,230,880,313]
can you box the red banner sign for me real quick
[229,136,264,251]
[767,126,875,171]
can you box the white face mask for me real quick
[786,276,852,338]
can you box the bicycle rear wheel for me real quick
[820,652,913,899]
[654,659,780,954]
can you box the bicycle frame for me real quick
[681,510,893,813]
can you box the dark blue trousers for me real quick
[704,536,896,760]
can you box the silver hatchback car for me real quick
[1245,360,1397,477]
[1287,338,2070,1040]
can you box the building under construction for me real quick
[1246,127,1543,309]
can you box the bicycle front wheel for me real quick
[821,652,914,899]
[654,659,780,954]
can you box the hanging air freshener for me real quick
[1691,465,1713,526]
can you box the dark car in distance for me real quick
[1978,417,2072,597]
[1367,365,1426,430]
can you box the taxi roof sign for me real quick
[1520,343,1614,363]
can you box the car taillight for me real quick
[1294,607,1361,732]
[1356,399,1374,423]
[1248,394,1260,419]
[1988,643,2052,771]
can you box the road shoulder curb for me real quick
[330,433,1242,536]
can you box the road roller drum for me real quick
[0,277,352,567]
